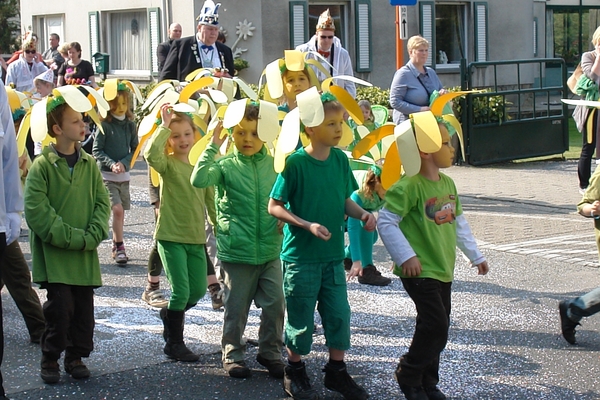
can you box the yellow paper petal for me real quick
[442,114,465,161]
[381,133,395,159]
[351,124,395,159]
[412,112,441,153]
[257,101,280,143]
[329,86,363,124]
[104,78,119,101]
[188,133,213,165]
[185,68,208,82]
[332,75,372,88]
[232,77,258,100]
[297,87,324,127]
[356,125,370,139]
[172,103,196,113]
[41,135,55,149]
[207,89,228,104]
[143,82,176,111]
[79,85,110,112]
[16,112,31,157]
[179,77,215,102]
[193,116,208,136]
[339,122,353,147]
[130,130,154,169]
[31,99,49,142]
[306,58,332,77]
[150,167,160,187]
[284,50,306,71]
[561,98,600,108]
[124,80,144,103]
[381,144,401,189]
[322,77,334,93]
[278,108,301,154]
[217,78,236,102]
[588,109,597,144]
[138,112,160,139]
[395,120,421,177]
[265,59,284,99]
[274,148,287,173]
[223,99,248,129]
[57,86,92,113]
[430,91,472,116]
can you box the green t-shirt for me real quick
[384,172,462,282]
[270,147,358,263]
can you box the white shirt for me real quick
[5,57,49,93]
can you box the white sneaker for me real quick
[579,187,587,195]
[142,289,169,308]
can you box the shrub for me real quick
[356,86,390,109]
[233,58,249,73]
[447,86,511,125]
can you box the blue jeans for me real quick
[568,287,600,322]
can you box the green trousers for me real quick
[157,240,207,311]
[221,259,284,363]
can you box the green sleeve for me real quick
[190,142,224,189]
[24,163,86,250]
[83,167,111,250]
[144,125,171,174]
[92,123,115,169]
[120,120,139,172]
[205,186,217,227]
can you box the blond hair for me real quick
[593,26,600,46]
[407,35,429,52]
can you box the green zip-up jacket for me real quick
[191,143,282,265]
[24,144,110,287]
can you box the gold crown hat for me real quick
[352,91,473,189]
[23,85,110,152]
[196,0,220,25]
[316,9,335,31]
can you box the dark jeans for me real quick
[397,278,452,387]
[0,241,45,340]
[41,283,95,361]
[578,111,600,189]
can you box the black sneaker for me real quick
[256,354,285,379]
[398,384,428,400]
[323,364,369,400]
[224,361,251,378]
[358,265,392,286]
[64,358,90,380]
[283,363,319,399]
[423,385,447,400]
[559,300,580,345]
[40,357,60,384]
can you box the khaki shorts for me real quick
[105,180,131,210]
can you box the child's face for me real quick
[360,105,372,121]
[168,120,195,157]
[307,109,345,147]
[35,81,53,97]
[282,70,310,103]
[111,94,128,117]
[54,106,86,144]
[431,124,455,169]
[232,118,263,157]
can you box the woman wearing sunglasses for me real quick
[4,35,49,93]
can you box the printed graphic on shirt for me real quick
[424,195,457,225]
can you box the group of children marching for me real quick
[12,24,489,400]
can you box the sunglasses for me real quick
[24,50,36,54]
[320,35,334,39]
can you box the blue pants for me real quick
[568,287,600,322]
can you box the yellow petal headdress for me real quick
[99,78,143,118]
[8,88,32,157]
[353,91,473,188]
[185,68,258,102]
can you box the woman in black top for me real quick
[57,42,97,88]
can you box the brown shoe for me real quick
[224,361,251,378]
[41,356,60,384]
[358,264,392,286]
[64,358,90,379]
[208,283,224,310]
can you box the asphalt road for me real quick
[3,160,600,399]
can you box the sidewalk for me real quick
[4,159,600,399]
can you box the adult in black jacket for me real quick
[159,3,234,81]
[157,23,182,73]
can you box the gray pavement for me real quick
[4,159,600,399]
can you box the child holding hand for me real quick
[144,104,209,362]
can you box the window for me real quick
[548,8,600,67]
[435,4,467,67]
[108,10,150,72]
[33,14,65,54]
[308,5,348,46]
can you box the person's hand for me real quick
[591,200,600,216]
[475,260,489,275]
[6,212,21,245]
[111,162,125,174]
[361,212,376,231]
[211,121,226,147]
[18,153,28,178]
[419,106,430,112]
[309,223,331,241]
[347,261,363,281]
[159,103,173,128]
[438,88,448,95]
[401,256,422,277]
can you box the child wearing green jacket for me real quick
[191,101,285,379]
[24,93,111,384]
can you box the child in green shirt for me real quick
[269,89,375,400]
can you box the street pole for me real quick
[396,6,404,69]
